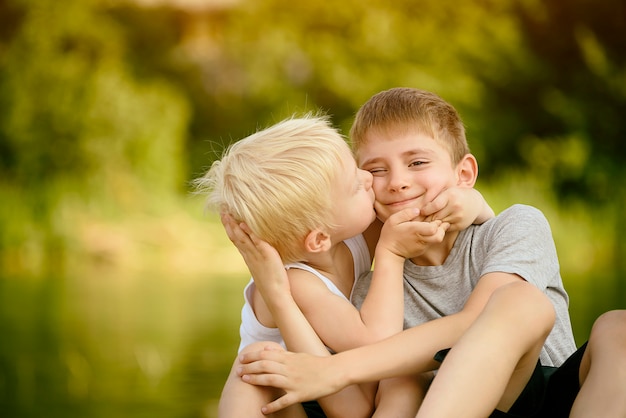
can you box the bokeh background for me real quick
[0,0,624,416]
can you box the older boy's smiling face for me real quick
[357,128,459,223]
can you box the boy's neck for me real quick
[301,241,356,299]
[300,241,346,277]
[409,230,459,266]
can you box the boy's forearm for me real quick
[344,274,544,386]
[334,312,473,385]
[268,293,330,357]
[358,248,406,339]
[359,207,428,341]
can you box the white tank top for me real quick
[238,234,371,353]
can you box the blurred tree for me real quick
[0,0,190,275]
[107,0,509,178]
[464,0,626,200]
[97,0,624,200]
[457,0,626,308]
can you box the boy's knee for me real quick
[590,310,626,341]
[491,281,555,335]
[583,310,626,378]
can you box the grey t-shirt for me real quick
[351,204,576,367]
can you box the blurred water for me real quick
[0,263,621,418]
[0,272,246,418]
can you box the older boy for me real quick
[236,88,626,417]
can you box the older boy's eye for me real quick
[409,161,425,167]
[368,168,386,176]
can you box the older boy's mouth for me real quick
[387,197,419,208]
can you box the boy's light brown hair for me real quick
[350,87,471,165]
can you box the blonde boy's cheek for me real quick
[371,182,390,222]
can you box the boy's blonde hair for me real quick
[194,114,348,264]
[350,87,470,164]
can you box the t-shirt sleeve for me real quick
[479,204,560,290]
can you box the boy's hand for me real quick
[237,346,343,414]
[378,207,448,259]
[221,212,290,297]
[420,187,495,232]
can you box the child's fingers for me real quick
[407,221,448,247]
[261,395,299,415]
[238,221,253,235]
[239,347,287,366]
[387,207,422,225]
[420,195,448,218]
[423,205,456,224]
[222,218,257,253]
[421,188,465,223]
[404,219,442,237]
[236,349,310,415]
[220,213,240,243]
[219,212,256,244]
[231,221,275,253]
[411,224,445,244]
[427,223,448,243]
[240,373,300,414]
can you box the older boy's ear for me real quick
[456,154,479,187]
[304,229,332,253]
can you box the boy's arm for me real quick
[221,214,329,356]
[357,208,447,338]
[420,187,495,231]
[238,272,548,414]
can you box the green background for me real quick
[0,0,624,416]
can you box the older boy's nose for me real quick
[388,173,410,192]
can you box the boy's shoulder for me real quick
[492,204,547,226]
[499,203,543,217]
[457,203,555,263]
[467,204,549,241]
[468,204,552,246]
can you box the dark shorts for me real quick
[488,360,554,418]
[483,342,587,418]
[532,342,588,418]
[302,400,326,418]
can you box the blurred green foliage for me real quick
[2,0,623,293]
[0,0,624,416]
[0,0,189,275]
